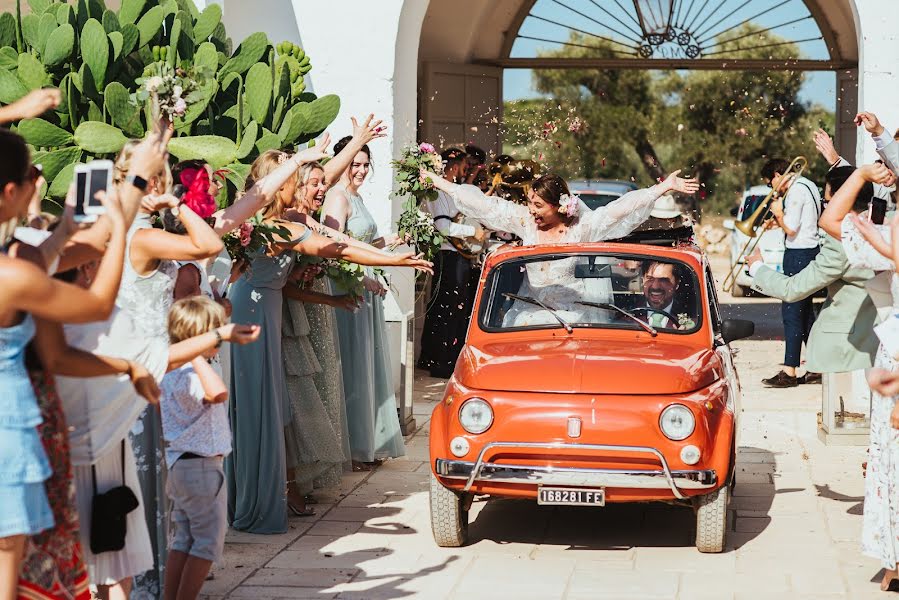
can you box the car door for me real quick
[706,262,742,442]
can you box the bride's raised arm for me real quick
[582,170,699,241]
[421,170,531,239]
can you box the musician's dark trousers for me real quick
[418,250,475,378]
[781,247,820,368]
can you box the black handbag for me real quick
[89,440,140,554]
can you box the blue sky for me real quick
[502,0,835,109]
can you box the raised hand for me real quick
[352,114,388,145]
[295,132,332,164]
[140,193,179,214]
[395,252,434,275]
[661,169,700,195]
[130,126,173,179]
[219,323,261,345]
[855,111,885,136]
[859,162,893,184]
[813,128,840,165]
[0,88,62,123]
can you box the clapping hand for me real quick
[352,114,388,145]
[660,169,700,195]
[813,129,840,165]
[859,162,894,185]
[855,111,885,136]
[219,323,261,345]
[295,132,332,164]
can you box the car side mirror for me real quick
[721,319,754,343]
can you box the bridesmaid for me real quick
[227,139,431,534]
[321,136,407,469]
[282,116,389,511]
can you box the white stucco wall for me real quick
[852,0,899,164]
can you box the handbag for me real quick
[89,440,140,554]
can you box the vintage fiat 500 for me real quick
[428,241,754,553]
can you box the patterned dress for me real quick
[841,219,899,569]
[117,215,177,598]
[17,371,90,600]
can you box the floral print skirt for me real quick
[17,371,90,600]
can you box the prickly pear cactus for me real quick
[0,0,340,201]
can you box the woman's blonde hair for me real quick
[246,149,298,220]
[114,139,172,193]
[167,295,227,344]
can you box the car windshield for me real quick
[479,253,702,334]
[578,192,621,211]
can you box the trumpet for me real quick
[723,156,808,294]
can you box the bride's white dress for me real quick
[449,183,663,326]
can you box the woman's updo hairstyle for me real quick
[0,128,29,189]
[531,174,571,209]
[333,135,373,176]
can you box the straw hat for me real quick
[650,194,683,219]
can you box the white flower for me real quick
[146,76,163,92]
[251,290,262,303]
[172,85,183,98]
[558,193,580,217]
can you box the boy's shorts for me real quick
[166,455,227,563]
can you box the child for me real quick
[161,296,232,600]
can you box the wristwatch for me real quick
[125,174,149,192]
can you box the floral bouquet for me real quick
[132,61,210,121]
[392,142,445,261]
[222,215,290,263]
[296,254,369,299]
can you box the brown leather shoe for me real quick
[762,371,798,388]
[799,372,822,385]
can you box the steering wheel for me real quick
[629,306,679,326]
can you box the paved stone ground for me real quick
[200,268,881,600]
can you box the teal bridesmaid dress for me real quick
[327,185,405,462]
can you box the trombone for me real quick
[723,156,808,293]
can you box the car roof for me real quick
[484,241,706,272]
[567,179,639,195]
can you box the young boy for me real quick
[161,296,232,600]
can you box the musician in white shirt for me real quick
[761,158,823,388]
[417,148,487,378]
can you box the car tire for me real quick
[429,472,468,547]
[694,485,728,553]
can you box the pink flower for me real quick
[419,142,435,154]
[239,222,254,236]
[239,232,251,247]
[173,98,187,116]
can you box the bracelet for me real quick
[213,328,223,348]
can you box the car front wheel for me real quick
[694,485,728,553]
[429,471,469,547]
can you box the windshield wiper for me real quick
[575,301,658,337]
[503,292,573,334]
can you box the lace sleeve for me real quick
[581,185,661,241]
[841,217,894,271]
[449,184,531,238]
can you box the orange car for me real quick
[428,241,754,553]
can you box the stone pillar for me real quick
[853,0,899,163]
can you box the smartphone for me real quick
[74,160,112,223]
[871,197,887,225]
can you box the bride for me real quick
[420,169,700,327]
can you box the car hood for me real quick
[457,336,722,395]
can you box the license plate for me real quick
[537,486,605,506]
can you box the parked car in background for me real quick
[723,185,785,297]
[429,238,753,553]
[568,179,639,211]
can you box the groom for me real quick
[635,261,694,329]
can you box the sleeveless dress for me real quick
[282,276,350,494]
[325,186,405,462]
[842,219,899,570]
[226,231,310,534]
[117,214,177,597]
[0,314,53,538]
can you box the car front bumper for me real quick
[434,442,719,500]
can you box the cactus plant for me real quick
[0,0,338,202]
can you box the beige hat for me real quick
[650,194,683,219]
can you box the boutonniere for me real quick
[677,313,695,330]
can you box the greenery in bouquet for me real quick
[222,215,289,263]
[294,254,368,300]
[132,60,210,121]
[392,142,445,261]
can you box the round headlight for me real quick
[450,436,470,457]
[659,404,695,441]
[459,398,493,434]
[680,444,701,465]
